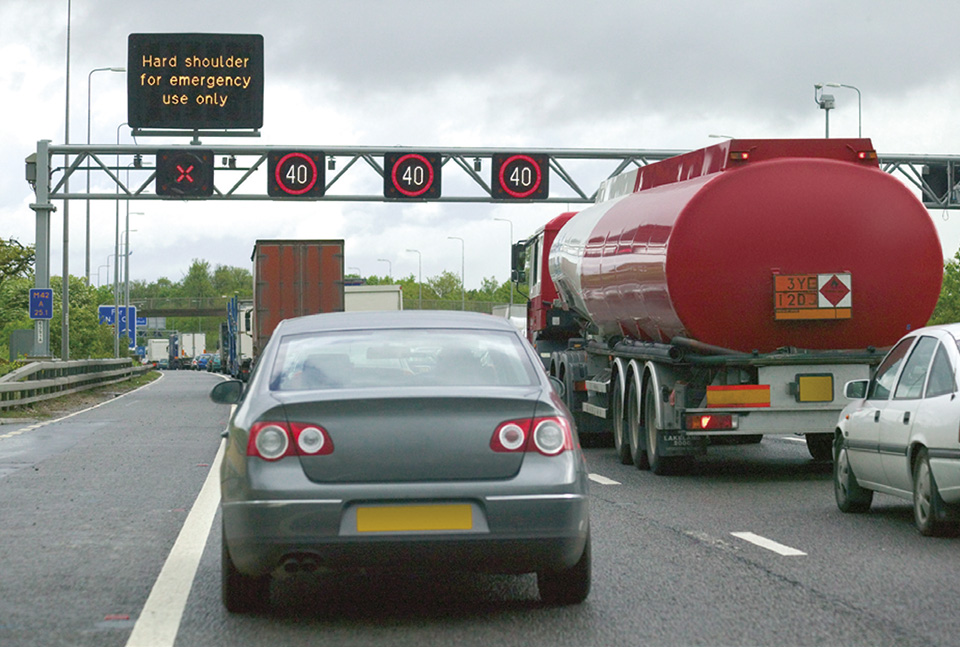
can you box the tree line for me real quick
[11,232,959,364]
[0,239,525,362]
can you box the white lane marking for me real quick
[125,439,224,647]
[730,531,806,556]
[588,473,620,485]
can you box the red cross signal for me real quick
[156,150,214,197]
[176,164,195,183]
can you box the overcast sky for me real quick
[4,0,960,290]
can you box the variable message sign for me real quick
[128,33,264,130]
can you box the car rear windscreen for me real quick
[270,329,541,391]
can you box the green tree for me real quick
[44,276,116,359]
[181,259,214,300]
[0,237,34,291]
[427,270,463,301]
[929,251,960,325]
[212,264,253,298]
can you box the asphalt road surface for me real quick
[1,370,958,647]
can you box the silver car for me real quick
[211,310,591,612]
[834,323,960,535]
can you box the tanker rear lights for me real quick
[729,151,750,161]
[857,150,877,160]
[685,414,737,431]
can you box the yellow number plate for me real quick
[356,504,473,532]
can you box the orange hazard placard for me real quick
[773,273,851,321]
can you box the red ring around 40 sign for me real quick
[391,153,435,197]
[499,154,542,199]
[275,152,319,195]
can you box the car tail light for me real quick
[290,422,334,455]
[247,421,334,460]
[490,417,574,456]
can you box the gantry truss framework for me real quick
[24,139,960,359]
[28,141,960,207]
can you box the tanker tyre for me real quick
[806,433,833,462]
[612,376,632,465]
[627,381,649,470]
[644,385,689,476]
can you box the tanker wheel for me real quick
[644,385,689,476]
[626,380,649,470]
[805,433,833,462]
[611,375,632,464]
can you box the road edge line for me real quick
[124,438,225,647]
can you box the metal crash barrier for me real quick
[0,359,152,410]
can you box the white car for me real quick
[834,323,960,536]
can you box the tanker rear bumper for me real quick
[682,407,842,435]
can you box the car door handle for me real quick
[874,410,881,423]
[903,411,910,424]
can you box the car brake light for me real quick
[491,417,573,456]
[247,421,334,460]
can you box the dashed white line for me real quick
[588,473,620,485]
[731,531,806,556]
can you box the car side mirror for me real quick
[210,380,244,405]
[549,375,565,397]
[844,379,869,400]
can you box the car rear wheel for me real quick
[537,531,591,605]
[913,448,952,537]
[833,436,872,513]
[612,375,631,465]
[222,528,270,613]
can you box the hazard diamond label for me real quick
[818,274,851,308]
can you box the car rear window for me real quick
[269,328,541,391]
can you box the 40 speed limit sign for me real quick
[268,151,325,198]
[492,153,549,200]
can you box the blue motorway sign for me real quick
[98,305,137,348]
[29,288,53,320]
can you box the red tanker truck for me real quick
[512,138,943,474]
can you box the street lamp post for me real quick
[405,249,422,309]
[823,82,862,137]
[377,258,392,279]
[122,218,140,346]
[493,217,514,310]
[348,266,362,278]
[814,84,835,138]
[85,66,125,283]
[448,236,465,311]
